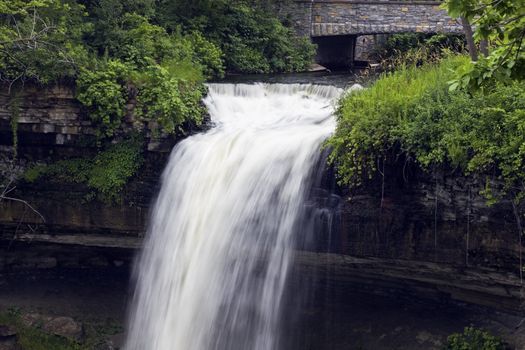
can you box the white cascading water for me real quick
[125,83,343,350]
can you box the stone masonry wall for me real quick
[277,1,462,37]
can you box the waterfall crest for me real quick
[125,83,341,350]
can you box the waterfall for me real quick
[125,83,342,350]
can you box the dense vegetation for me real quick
[328,1,524,200]
[446,327,506,350]
[373,33,466,67]
[442,0,525,89]
[327,56,525,203]
[1,0,315,200]
[24,136,144,202]
[0,0,315,126]
[155,0,315,74]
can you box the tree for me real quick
[0,0,89,88]
[443,0,525,89]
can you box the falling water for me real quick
[125,83,342,350]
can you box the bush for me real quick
[218,3,316,73]
[76,60,132,138]
[0,0,90,84]
[24,137,144,202]
[373,33,466,68]
[88,137,144,201]
[185,31,225,78]
[133,63,206,134]
[327,55,525,202]
[446,327,506,350]
[156,0,316,74]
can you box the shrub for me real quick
[76,60,132,137]
[24,137,143,202]
[88,137,144,201]
[446,327,506,350]
[0,0,90,85]
[374,33,466,68]
[156,0,316,74]
[133,63,206,134]
[185,31,225,79]
[327,55,525,202]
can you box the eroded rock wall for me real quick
[0,84,168,270]
[0,84,523,313]
[307,162,524,312]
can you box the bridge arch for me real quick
[276,0,463,68]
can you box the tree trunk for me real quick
[479,39,489,57]
[461,17,478,61]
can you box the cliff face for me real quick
[0,85,523,314]
[0,84,166,269]
[306,163,523,313]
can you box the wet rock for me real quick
[43,316,83,341]
[108,332,126,349]
[0,339,16,350]
[96,332,126,350]
[87,256,109,267]
[0,325,17,350]
[36,257,57,269]
[0,325,16,338]
[21,313,83,341]
[416,331,443,347]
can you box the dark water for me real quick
[217,69,367,88]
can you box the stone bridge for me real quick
[276,0,464,67]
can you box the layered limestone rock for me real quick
[0,84,523,314]
[0,84,167,269]
[306,163,524,313]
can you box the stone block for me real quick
[42,123,56,133]
[55,133,65,145]
[61,126,79,134]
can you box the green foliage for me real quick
[87,137,144,201]
[75,10,219,139]
[2,0,311,148]
[0,0,90,85]
[445,326,506,350]
[76,60,131,137]
[374,33,466,68]
[185,31,225,79]
[133,63,206,134]
[327,57,465,186]
[443,0,525,89]
[328,56,525,202]
[24,137,143,202]
[83,0,156,55]
[156,0,316,74]
[77,56,207,138]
